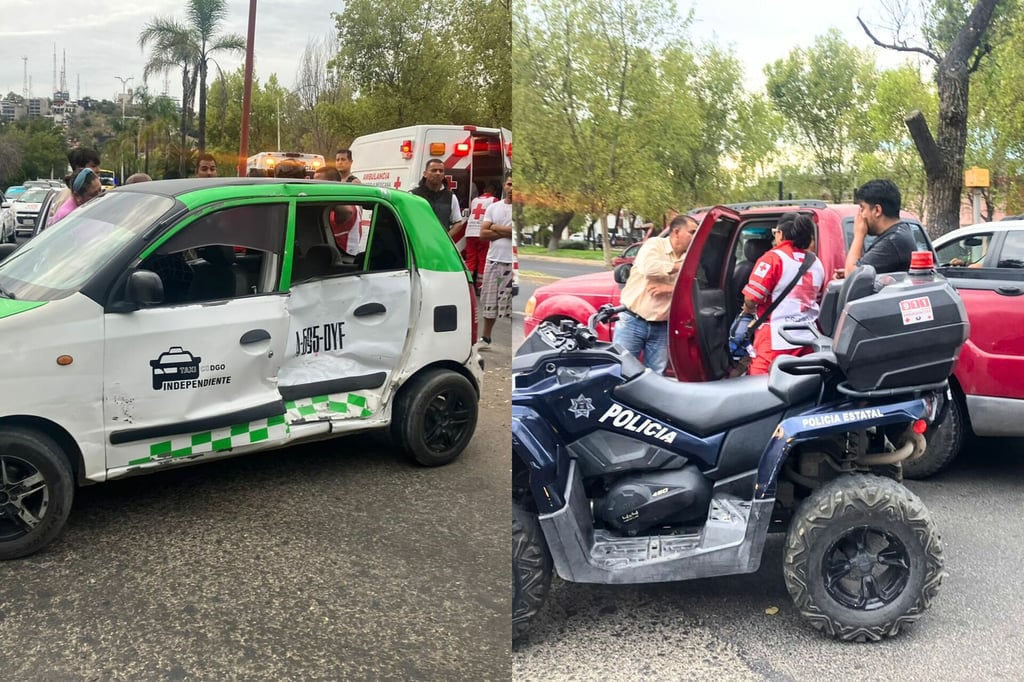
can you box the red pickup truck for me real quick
[524,201,930,348]
[899,219,1024,477]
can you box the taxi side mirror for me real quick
[125,270,164,308]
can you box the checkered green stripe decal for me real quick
[285,392,376,422]
[129,414,289,466]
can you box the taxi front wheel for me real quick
[391,370,479,466]
[0,428,75,560]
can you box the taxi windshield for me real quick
[0,191,175,301]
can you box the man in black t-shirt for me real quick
[842,179,916,276]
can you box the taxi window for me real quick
[139,203,287,305]
[0,192,175,301]
[290,202,408,285]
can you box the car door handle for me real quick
[354,302,386,317]
[997,286,1023,296]
[240,329,271,344]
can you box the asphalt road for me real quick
[0,317,512,681]
[512,256,1024,680]
[515,255,606,348]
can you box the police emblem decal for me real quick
[568,394,595,419]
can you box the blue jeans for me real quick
[612,311,669,373]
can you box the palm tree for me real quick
[139,0,245,163]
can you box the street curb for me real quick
[518,253,613,267]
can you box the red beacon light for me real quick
[454,142,471,156]
[909,250,935,274]
[400,140,413,159]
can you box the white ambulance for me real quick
[349,125,511,216]
[246,151,326,178]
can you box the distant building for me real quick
[27,98,50,118]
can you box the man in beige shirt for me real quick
[613,215,698,373]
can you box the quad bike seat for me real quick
[613,362,822,438]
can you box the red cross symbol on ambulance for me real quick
[393,177,402,189]
[445,175,458,190]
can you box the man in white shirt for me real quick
[477,176,514,349]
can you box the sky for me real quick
[0,1,340,102]
[687,0,929,89]
[0,0,928,103]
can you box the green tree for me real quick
[859,0,1002,235]
[857,65,936,217]
[765,29,876,202]
[959,0,1024,216]
[139,0,245,162]
[329,0,509,133]
[515,0,684,258]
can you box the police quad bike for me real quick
[512,254,969,642]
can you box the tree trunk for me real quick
[899,0,999,237]
[547,212,573,251]
[198,58,208,153]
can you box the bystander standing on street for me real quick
[47,148,100,225]
[478,176,515,349]
[613,215,698,373]
[196,153,218,178]
[48,168,102,226]
[411,158,463,239]
[335,149,359,183]
[840,179,916,277]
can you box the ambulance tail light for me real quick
[266,157,276,167]
[454,142,470,156]
[506,142,512,158]
[400,140,413,159]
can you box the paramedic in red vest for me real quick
[411,158,463,238]
[740,213,826,376]
[464,181,498,293]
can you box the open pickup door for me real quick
[668,206,742,381]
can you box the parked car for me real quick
[0,177,483,560]
[7,187,52,240]
[4,186,26,200]
[524,200,932,345]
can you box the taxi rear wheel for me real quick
[0,428,74,560]
[392,370,478,466]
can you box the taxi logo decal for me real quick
[149,346,231,391]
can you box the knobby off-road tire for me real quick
[902,397,965,480]
[0,428,75,560]
[512,505,552,643]
[783,474,943,642]
[391,369,479,467]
